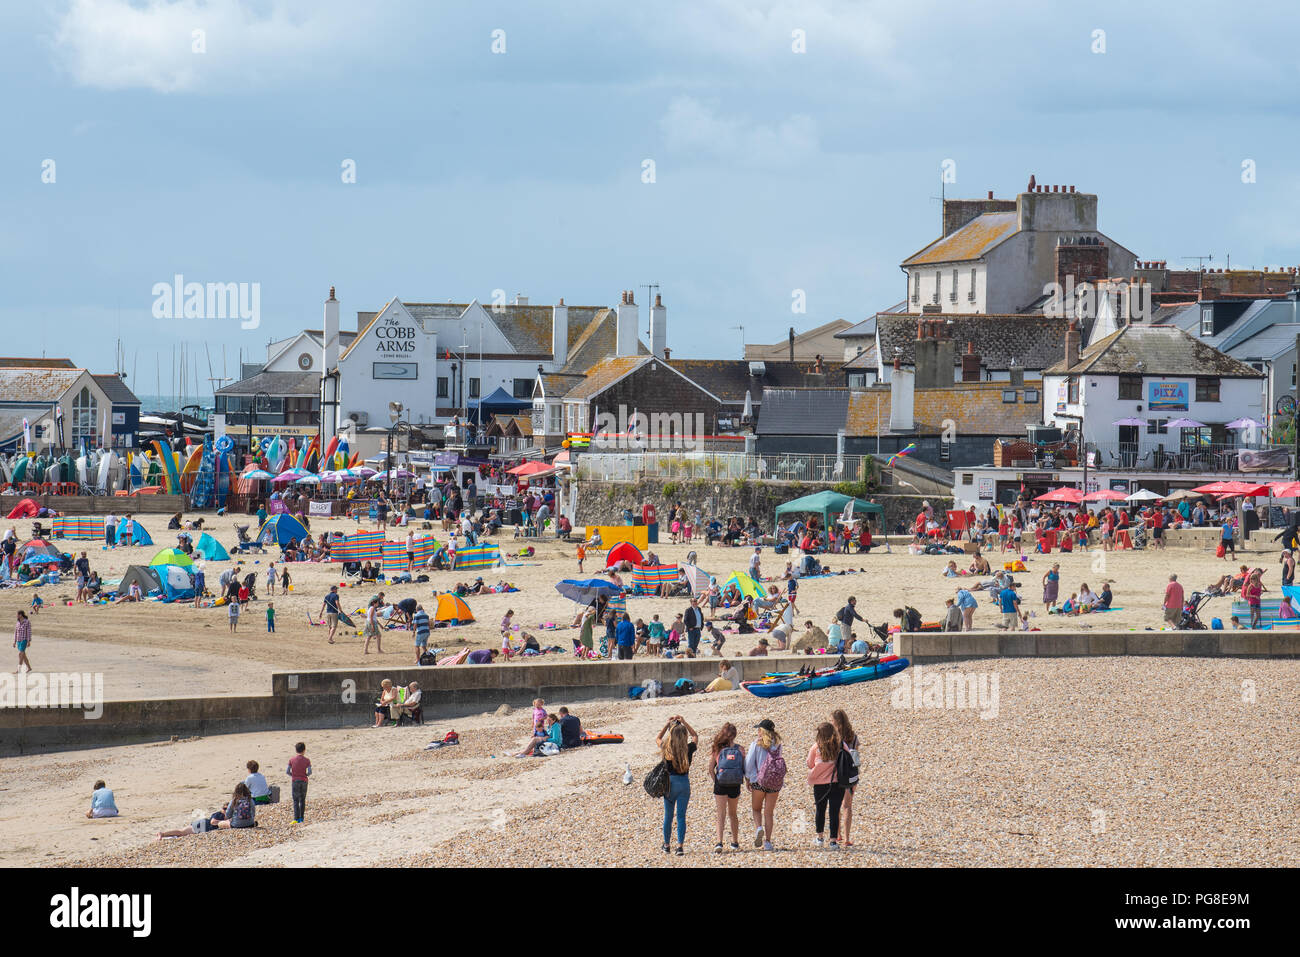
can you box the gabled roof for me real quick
[835,317,877,339]
[755,389,850,435]
[215,370,320,397]
[563,357,654,401]
[1045,324,1266,377]
[92,374,141,405]
[846,382,1045,437]
[0,357,76,369]
[877,315,1069,371]
[0,368,88,403]
[667,359,831,402]
[536,373,586,399]
[902,212,1019,266]
[560,309,649,372]
[486,414,533,438]
[743,319,854,359]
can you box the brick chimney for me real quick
[915,319,955,388]
[1055,236,1109,297]
[960,341,981,382]
[1064,320,1080,369]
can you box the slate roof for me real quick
[668,359,833,402]
[215,370,320,397]
[0,357,76,369]
[755,389,851,435]
[537,373,586,398]
[92,374,141,405]
[562,357,653,401]
[878,315,1070,371]
[902,212,1019,266]
[845,382,1044,436]
[1045,325,1267,377]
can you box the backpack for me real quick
[835,747,858,788]
[644,760,670,798]
[715,745,745,787]
[418,651,437,666]
[672,678,695,696]
[756,745,787,791]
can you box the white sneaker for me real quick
[754,826,764,848]
[813,837,824,848]
[763,841,775,851]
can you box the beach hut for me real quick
[116,564,162,596]
[433,593,474,625]
[453,543,502,570]
[722,571,764,600]
[116,517,153,546]
[6,498,39,519]
[150,547,194,567]
[193,532,230,562]
[773,490,882,531]
[605,541,644,567]
[256,513,310,547]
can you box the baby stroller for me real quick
[1179,591,1211,630]
[234,525,266,554]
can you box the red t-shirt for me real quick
[1164,581,1184,610]
[287,754,311,781]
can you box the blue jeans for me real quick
[662,774,690,845]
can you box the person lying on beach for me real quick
[156,783,256,838]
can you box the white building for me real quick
[902,181,1137,316]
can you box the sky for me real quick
[3,0,1299,398]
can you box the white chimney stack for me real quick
[323,285,339,371]
[650,294,666,359]
[552,298,569,367]
[616,289,639,357]
[888,368,915,433]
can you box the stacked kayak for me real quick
[743,656,909,698]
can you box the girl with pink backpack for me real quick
[745,719,786,852]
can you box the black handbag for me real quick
[644,760,670,798]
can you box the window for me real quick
[1146,418,1169,435]
[547,403,561,434]
[933,272,940,304]
[71,386,98,444]
[1200,306,1213,336]
[436,377,449,399]
[1024,388,1040,404]
[469,378,481,399]
[512,377,533,399]
[1067,377,1079,404]
[1118,375,1141,400]
[847,373,867,388]
[950,269,958,301]
[911,273,919,303]
[1195,377,1220,402]
[968,267,977,301]
[1001,390,1017,403]
[962,473,974,485]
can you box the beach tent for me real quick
[116,564,162,596]
[630,564,680,594]
[6,498,39,519]
[722,571,764,600]
[194,532,230,562]
[52,517,101,540]
[156,564,196,601]
[680,563,712,596]
[605,541,644,567]
[18,538,64,565]
[149,547,193,567]
[257,513,310,547]
[773,490,883,531]
[454,543,502,570]
[433,593,475,624]
[116,517,154,546]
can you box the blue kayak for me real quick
[744,657,909,698]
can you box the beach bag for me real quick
[756,745,787,791]
[835,746,858,788]
[418,651,437,666]
[673,678,695,696]
[267,785,281,804]
[1216,543,1226,558]
[644,760,670,798]
[715,745,745,786]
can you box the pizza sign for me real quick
[1147,381,1188,412]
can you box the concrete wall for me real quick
[897,630,1300,663]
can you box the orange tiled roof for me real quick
[845,380,1044,437]
[902,212,1019,266]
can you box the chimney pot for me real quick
[987,190,993,199]
[557,297,564,305]
[655,294,662,307]
[328,285,336,300]
[1070,185,1075,192]
[893,355,901,372]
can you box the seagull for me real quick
[622,763,633,785]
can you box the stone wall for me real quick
[0,493,189,515]
[574,478,952,533]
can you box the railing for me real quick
[573,452,872,484]
[1084,441,1291,473]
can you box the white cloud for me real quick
[659,95,819,167]
[51,0,357,93]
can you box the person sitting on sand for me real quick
[86,780,118,818]
[703,659,742,693]
[793,621,828,653]
[1077,583,1097,612]
[516,713,562,757]
[747,638,770,657]
[156,783,256,838]
[245,761,271,804]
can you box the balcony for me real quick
[1088,441,1290,473]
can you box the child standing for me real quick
[501,609,515,640]
[266,601,276,634]
[576,540,586,573]
[228,598,240,633]
[531,698,547,736]
[807,722,845,848]
[286,741,312,823]
[238,582,250,608]
[281,566,291,593]
[266,562,277,596]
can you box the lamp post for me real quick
[386,401,406,499]
[247,391,271,464]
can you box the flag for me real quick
[885,443,917,468]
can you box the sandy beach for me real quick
[0,510,1282,697]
